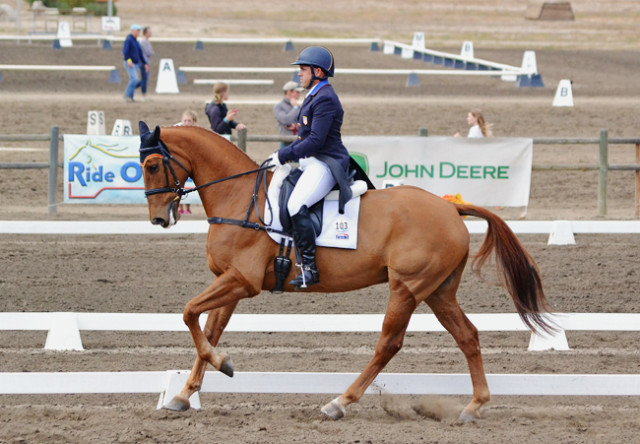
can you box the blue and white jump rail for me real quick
[381,32,543,88]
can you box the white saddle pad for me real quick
[263,164,363,249]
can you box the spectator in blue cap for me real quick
[122,24,149,102]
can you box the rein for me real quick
[209,158,286,235]
[141,139,271,198]
[141,137,284,234]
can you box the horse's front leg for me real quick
[164,301,239,412]
[183,265,258,375]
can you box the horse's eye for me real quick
[149,164,159,173]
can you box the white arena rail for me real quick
[0,64,116,72]
[1,371,638,396]
[0,64,119,83]
[1,312,639,352]
[193,79,274,86]
[0,371,638,411]
[1,220,638,245]
[0,35,379,46]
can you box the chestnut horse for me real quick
[138,122,553,421]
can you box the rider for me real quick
[267,46,351,288]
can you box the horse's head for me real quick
[139,121,190,228]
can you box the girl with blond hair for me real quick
[465,109,493,137]
[205,82,246,135]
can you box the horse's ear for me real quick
[138,121,150,135]
[139,123,161,149]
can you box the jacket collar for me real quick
[305,79,329,99]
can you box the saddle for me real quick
[277,167,369,237]
[267,163,371,293]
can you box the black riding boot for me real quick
[289,205,320,288]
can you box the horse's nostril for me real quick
[151,217,165,226]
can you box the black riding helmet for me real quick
[291,46,335,78]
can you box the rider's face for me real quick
[298,65,313,89]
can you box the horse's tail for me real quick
[455,204,556,334]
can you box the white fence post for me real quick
[528,330,570,351]
[44,312,83,351]
[547,220,576,245]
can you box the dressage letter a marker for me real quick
[156,58,180,94]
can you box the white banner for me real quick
[63,135,201,204]
[345,136,533,207]
[63,135,530,207]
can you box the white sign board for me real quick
[345,136,533,207]
[57,21,72,47]
[101,16,120,32]
[62,135,530,207]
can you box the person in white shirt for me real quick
[455,109,492,138]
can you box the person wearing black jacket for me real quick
[266,47,350,289]
[205,82,246,135]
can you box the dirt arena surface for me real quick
[1,1,640,443]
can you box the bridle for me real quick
[140,139,191,198]
[140,136,278,231]
[140,138,271,198]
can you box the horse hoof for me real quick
[321,398,346,420]
[163,396,190,412]
[219,355,234,377]
[457,410,479,423]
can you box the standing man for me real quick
[139,27,154,101]
[122,24,148,103]
[266,46,351,288]
[273,80,304,148]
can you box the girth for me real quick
[208,217,286,235]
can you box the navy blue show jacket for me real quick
[276,82,350,171]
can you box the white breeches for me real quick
[287,157,336,216]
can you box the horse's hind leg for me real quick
[425,259,490,422]
[164,301,239,411]
[321,278,416,420]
